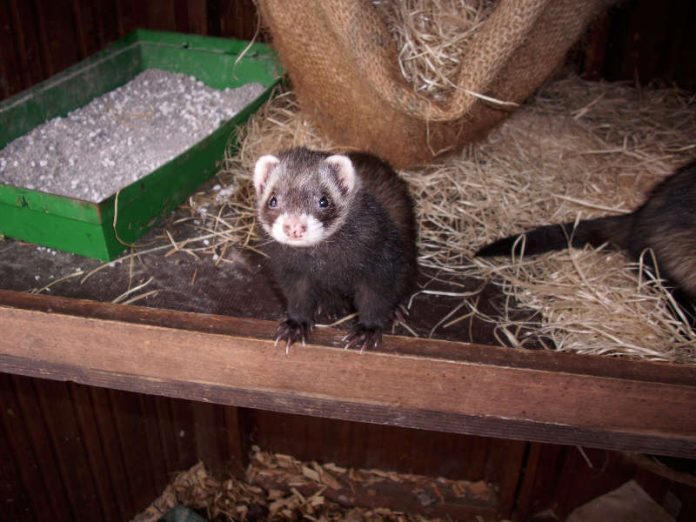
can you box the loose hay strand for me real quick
[373,0,497,101]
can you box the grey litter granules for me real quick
[0,69,265,202]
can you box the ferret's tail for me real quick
[476,215,631,258]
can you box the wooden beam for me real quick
[0,289,695,458]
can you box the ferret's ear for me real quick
[325,155,357,195]
[254,155,280,195]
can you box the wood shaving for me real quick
[134,447,494,521]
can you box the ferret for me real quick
[253,147,418,351]
[476,159,696,310]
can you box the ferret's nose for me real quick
[283,217,307,239]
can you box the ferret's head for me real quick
[253,148,361,247]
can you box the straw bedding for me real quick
[186,74,696,363]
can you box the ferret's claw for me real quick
[275,318,311,353]
[343,326,383,352]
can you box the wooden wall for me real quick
[3,372,695,521]
[0,374,242,521]
[1,0,695,101]
[0,0,259,100]
[1,373,532,520]
[581,0,696,89]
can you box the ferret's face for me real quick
[253,150,360,247]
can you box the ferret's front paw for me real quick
[343,325,383,352]
[275,318,311,353]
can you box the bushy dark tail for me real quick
[476,215,631,257]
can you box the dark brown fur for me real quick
[477,159,696,311]
[256,148,418,350]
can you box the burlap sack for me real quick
[258,0,605,168]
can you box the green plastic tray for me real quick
[0,29,281,261]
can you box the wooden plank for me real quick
[88,387,136,517]
[249,409,503,484]
[145,0,176,31]
[173,0,191,32]
[33,379,105,521]
[108,388,158,512]
[3,289,693,386]
[137,394,170,487]
[9,0,46,88]
[9,375,75,519]
[69,383,124,522]
[170,397,197,470]
[93,0,121,49]
[30,0,81,78]
[153,395,181,474]
[0,1,21,98]
[70,0,88,58]
[486,440,527,518]
[71,0,117,57]
[191,403,225,475]
[206,0,221,36]
[514,442,564,520]
[0,290,695,458]
[185,0,207,35]
[0,375,44,521]
[223,406,249,477]
[0,414,33,521]
[116,0,148,36]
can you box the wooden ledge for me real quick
[1,289,695,458]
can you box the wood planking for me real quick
[10,376,79,519]
[137,394,171,494]
[88,387,137,516]
[0,374,56,520]
[1,291,695,457]
[485,439,528,518]
[0,2,20,98]
[6,0,46,91]
[71,0,121,57]
[0,0,262,101]
[598,0,696,88]
[247,409,498,481]
[32,379,104,521]
[107,388,159,511]
[69,383,124,522]
[515,444,685,520]
[0,371,524,521]
[1,0,695,102]
[153,394,182,475]
[513,442,563,519]
[0,415,33,521]
[0,372,255,520]
[5,289,694,387]
[217,0,258,40]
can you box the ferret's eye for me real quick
[319,196,330,208]
[268,196,278,208]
